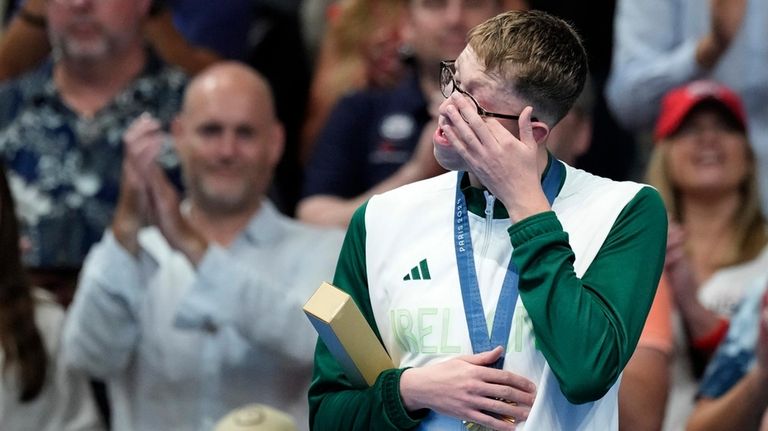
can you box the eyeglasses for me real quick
[440,60,536,122]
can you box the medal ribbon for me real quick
[453,159,563,369]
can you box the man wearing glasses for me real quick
[309,10,667,430]
[297,0,507,228]
[439,60,536,122]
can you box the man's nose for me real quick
[217,131,238,158]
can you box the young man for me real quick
[309,10,667,430]
[62,62,344,431]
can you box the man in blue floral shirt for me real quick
[0,0,186,296]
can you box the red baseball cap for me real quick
[654,80,747,141]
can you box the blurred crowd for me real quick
[0,0,765,430]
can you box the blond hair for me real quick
[646,142,767,267]
[467,10,588,125]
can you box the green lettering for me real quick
[391,309,419,352]
[418,308,438,353]
[440,308,461,353]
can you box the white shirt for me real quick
[62,201,344,431]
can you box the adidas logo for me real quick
[403,259,431,281]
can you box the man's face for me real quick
[433,47,527,171]
[173,80,284,215]
[404,0,501,69]
[47,0,149,62]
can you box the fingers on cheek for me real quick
[446,104,465,124]
[445,110,474,144]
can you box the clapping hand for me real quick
[114,113,207,263]
[664,220,699,306]
[113,113,166,254]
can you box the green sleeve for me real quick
[509,186,667,404]
[308,201,426,430]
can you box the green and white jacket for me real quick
[309,159,667,430]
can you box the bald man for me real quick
[62,62,344,431]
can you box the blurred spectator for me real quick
[607,0,768,212]
[0,0,186,302]
[154,0,313,216]
[298,0,509,228]
[62,62,343,431]
[686,278,768,431]
[301,0,408,162]
[151,0,313,215]
[300,0,528,69]
[645,80,768,430]
[157,0,253,61]
[0,0,52,80]
[0,0,219,80]
[0,163,102,431]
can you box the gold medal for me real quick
[462,398,517,430]
[463,421,494,431]
[462,417,515,430]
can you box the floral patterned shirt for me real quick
[0,51,187,269]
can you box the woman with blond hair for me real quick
[645,80,768,430]
[301,0,408,161]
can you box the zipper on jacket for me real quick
[480,190,495,258]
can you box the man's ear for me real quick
[532,121,550,146]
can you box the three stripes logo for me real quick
[403,259,431,281]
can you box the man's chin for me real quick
[198,197,249,215]
[61,43,111,62]
[197,186,252,214]
[434,151,464,173]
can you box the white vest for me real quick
[364,166,646,430]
